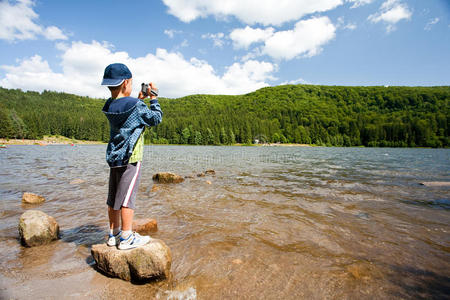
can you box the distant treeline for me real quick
[0,85,448,147]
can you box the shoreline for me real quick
[258,143,312,147]
[0,137,312,147]
[0,136,105,145]
[1,138,445,148]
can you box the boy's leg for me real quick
[108,205,121,231]
[106,206,121,246]
[121,207,134,232]
[118,205,150,250]
[116,162,151,250]
[106,167,126,246]
[116,161,141,235]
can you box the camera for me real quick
[141,83,158,97]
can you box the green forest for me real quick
[0,85,449,147]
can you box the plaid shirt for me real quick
[102,98,162,167]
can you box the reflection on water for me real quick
[0,145,449,299]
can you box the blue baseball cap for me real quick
[101,63,132,86]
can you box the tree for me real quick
[0,103,13,138]
[229,128,236,144]
[181,127,190,144]
[220,127,228,144]
[206,128,215,145]
[194,130,202,145]
[9,109,28,139]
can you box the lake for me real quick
[0,145,449,299]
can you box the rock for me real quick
[152,172,184,184]
[91,239,171,282]
[355,212,370,220]
[232,258,243,265]
[184,175,195,179]
[205,169,215,175]
[133,218,158,234]
[206,180,212,185]
[22,192,45,204]
[346,261,383,281]
[151,185,160,192]
[198,170,215,177]
[69,179,85,185]
[420,181,450,187]
[18,210,59,247]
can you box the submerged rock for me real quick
[346,261,383,281]
[420,181,450,187]
[133,218,158,234]
[205,169,215,175]
[152,172,184,184]
[91,239,171,282]
[197,169,215,177]
[22,192,45,204]
[18,210,59,247]
[69,178,85,185]
[355,212,370,220]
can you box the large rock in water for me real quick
[152,172,184,184]
[132,218,158,234]
[22,192,45,204]
[18,210,59,247]
[91,239,171,282]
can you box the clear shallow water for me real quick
[0,145,449,299]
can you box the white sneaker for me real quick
[106,231,121,247]
[118,232,151,250]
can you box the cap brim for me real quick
[101,78,125,86]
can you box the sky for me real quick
[0,0,449,99]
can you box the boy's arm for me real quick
[137,99,163,126]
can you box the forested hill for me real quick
[0,85,448,147]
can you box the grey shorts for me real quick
[107,161,142,210]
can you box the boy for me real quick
[101,63,162,250]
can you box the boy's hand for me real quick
[149,82,158,100]
[138,82,158,100]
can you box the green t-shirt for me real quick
[129,133,144,163]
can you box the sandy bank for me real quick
[0,135,104,145]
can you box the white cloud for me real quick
[201,32,226,48]
[179,39,189,48]
[368,0,412,32]
[162,0,343,26]
[262,16,336,60]
[164,29,182,38]
[344,23,357,30]
[239,48,263,62]
[230,26,275,49]
[0,41,277,98]
[0,0,67,41]
[337,17,357,30]
[43,26,68,40]
[222,60,277,84]
[424,17,440,31]
[346,0,373,9]
[281,77,312,85]
[230,17,336,61]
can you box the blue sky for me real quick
[0,0,449,98]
